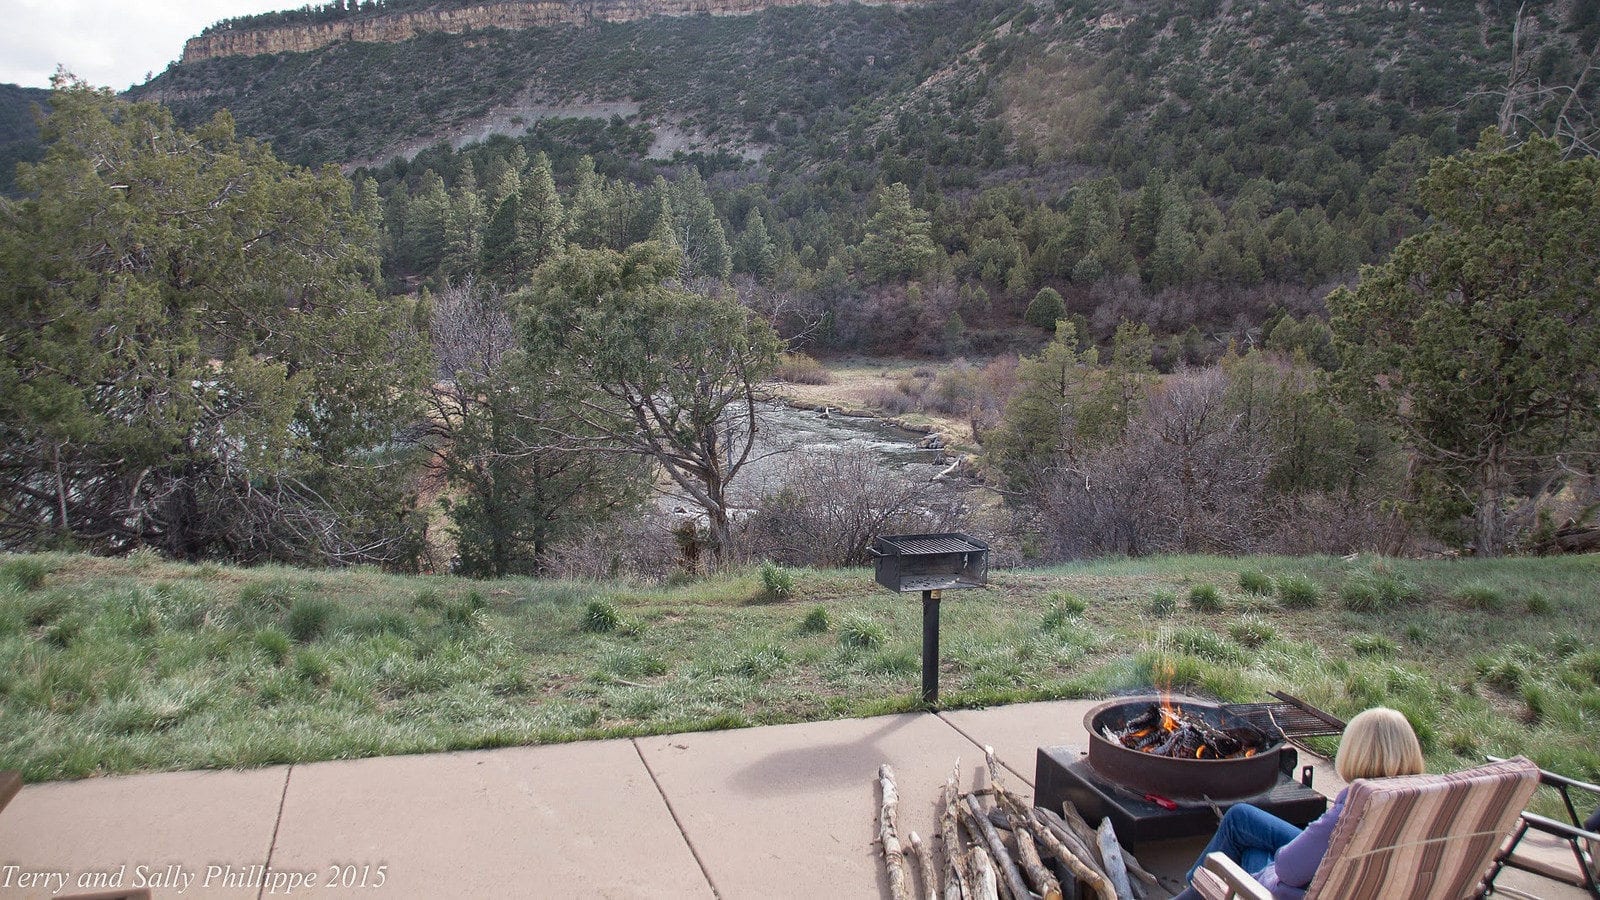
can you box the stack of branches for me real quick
[877,749,1176,900]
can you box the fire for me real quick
[1244,748,1257,758]
[1195,746,1206,759]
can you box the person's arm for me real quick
[1272,790,1347,889]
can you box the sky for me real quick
[1,0,293,92]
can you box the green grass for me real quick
[1,551,1597,793]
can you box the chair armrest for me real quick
[1191,852,1274,900]
[1519,811,1600,844]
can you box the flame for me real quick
[1195,746,1206,759]
[1244,748,1257,758]
[1130,728,1151,739]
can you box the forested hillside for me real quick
[130,0,1600,354]
[0,84,49,195]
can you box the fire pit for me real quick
[1035,693,1344,847]
[1086,697,1284,801]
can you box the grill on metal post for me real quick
[869,533,989,705]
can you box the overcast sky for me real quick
[1,0,293,92]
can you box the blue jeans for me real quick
[1175,803,1304,898]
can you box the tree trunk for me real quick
[1476,449,1509,557]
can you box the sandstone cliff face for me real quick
[183,0,924,62]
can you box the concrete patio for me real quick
[0,699,1584,898]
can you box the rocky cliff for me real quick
[182,0,924,62]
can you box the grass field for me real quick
[2,551,1596,796]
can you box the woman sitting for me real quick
[1173,706,1425,900]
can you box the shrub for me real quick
[760,561,795,599]
[839,615,887,650]
[1275,574,1320,608]
[800,605,831,634]
[2,558,48,591]
[1238,570,1273,596]
[775,352,831,384]
[581,599,622,633]
[1228,616,1276,648]
[1351,634,1396,656]
[1452,581,1505,611]
[286,598,336,642]
[1148,591,1178,617]
[1188,584,1225,613]
[1024,287,1065,328]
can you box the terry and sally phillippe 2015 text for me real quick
[0,862,389,895]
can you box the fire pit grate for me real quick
[1222,691,1347,740]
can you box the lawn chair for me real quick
[1191,755,1540,900]
[1481,755,1600,898]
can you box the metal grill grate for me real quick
[878,535,987,555]
[1224,691,1347,739]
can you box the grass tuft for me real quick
[1238,570,1273,596]
[1524,591,1554,615]
[1275,574,1320,608]
[581,599,622,633]
[2,558,48,591]
[1148,590,1177,617]
[1452,581,1505,611]
[1168,627,1244,663]
[286,597,337,642]
[1228,616,1275,648]
[1351,634,1396,656]
[1187,584,1225,613]
[760,561,795,599]
[838,615,887,650]
[800,605,831,634]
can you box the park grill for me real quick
[869,533,989,705]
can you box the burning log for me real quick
[1103,701,1268,761]
[879,764,914,900]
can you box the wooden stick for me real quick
[1028,809,1117,900]
[968,845,1001,900]
[1012,821,1063,900]
[964,793,1034,900]
[942,763,974,900]
[1117,843,1170,900]
[1096,819,1135,900]
[911,832,940,900]
[879,764,914,900]
[1056,803,1108,871]
[1036,808,1106,879]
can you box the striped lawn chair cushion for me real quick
[1306,756,1540,900]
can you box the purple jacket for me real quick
[1255,788,1348,899]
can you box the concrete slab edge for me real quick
[257,765,293,900]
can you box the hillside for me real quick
[0,84,49,195]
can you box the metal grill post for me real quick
[921,589,941,706]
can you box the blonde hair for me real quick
[1335,707,1425,782]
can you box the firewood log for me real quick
[941,764,973,900]
[963,794,1034,900]
[1038,807,1105,873]
[968,845,1001,900]
[1028,809,1117,900]
[879,764,914,900]
[1012,821,1063,900]
[911,832,940,900]
[1096,819,1135,900]
[1055,803,1108,871]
